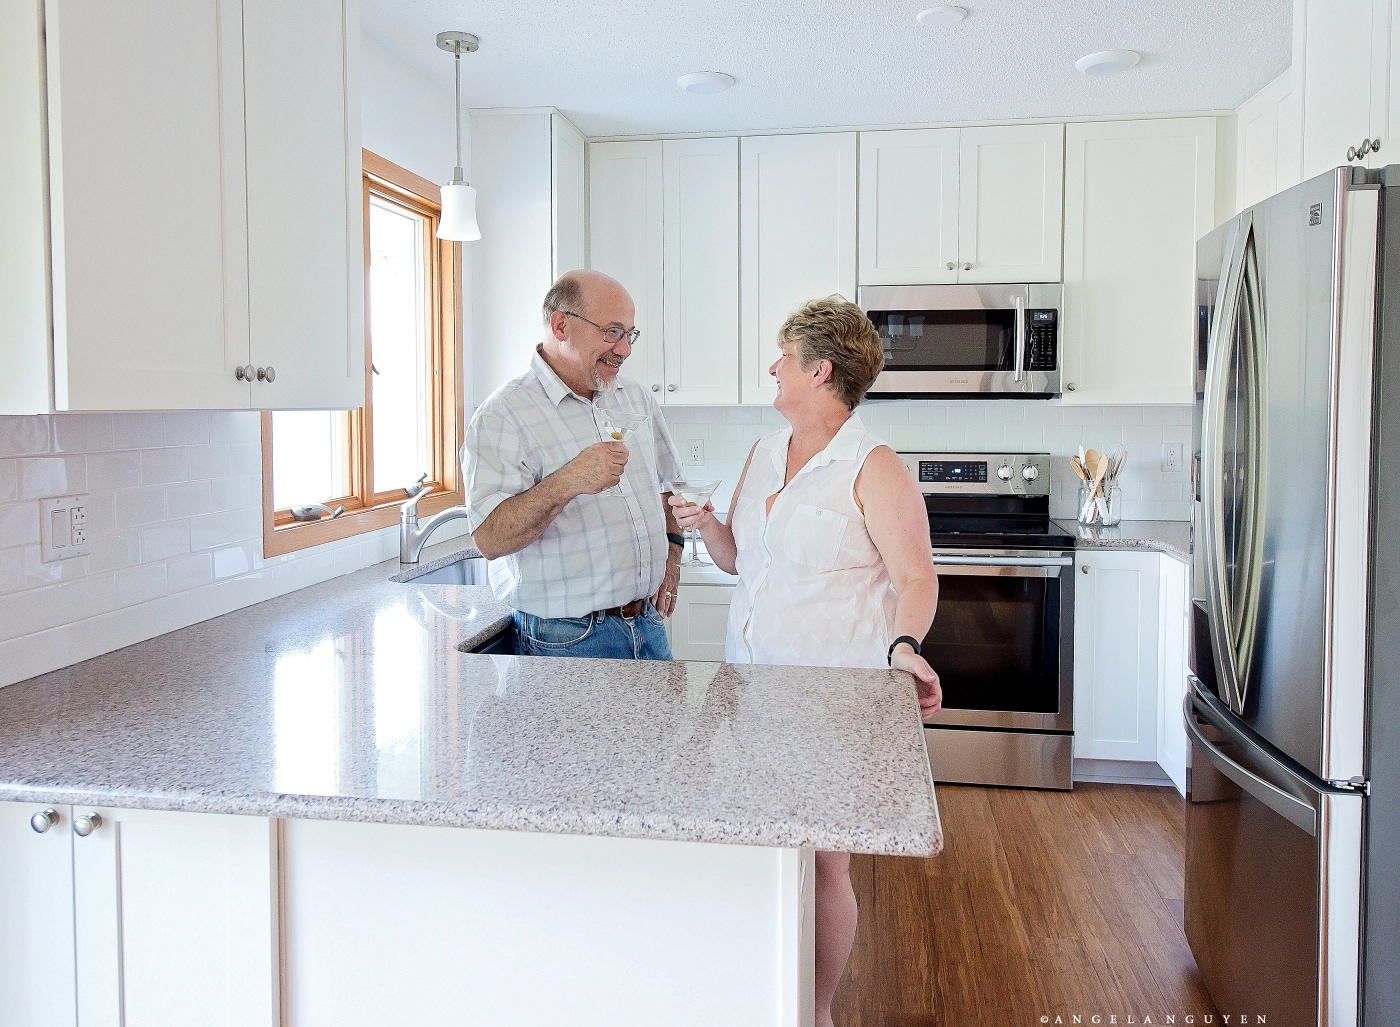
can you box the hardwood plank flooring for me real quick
[833,783,1219,1026]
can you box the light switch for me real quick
[40,495,91,562]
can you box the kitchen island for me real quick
[0,541,940,1027]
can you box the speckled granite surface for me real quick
[1059,519,1192,563]
[0,539,940,857]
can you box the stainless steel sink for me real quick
[399,556,489,585]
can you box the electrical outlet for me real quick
[1162,443,1185,473]
[40,495,91,562]
[687,439,705,466]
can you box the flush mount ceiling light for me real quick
[436,30,481,242]
[677,71,736,95]
[915,5,969,26]
[1074,49,1142,75]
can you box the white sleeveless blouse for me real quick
[724,414,899,669]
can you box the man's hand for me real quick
[891,648,942,718]
[652,549,681,618]
[561,441,629,495]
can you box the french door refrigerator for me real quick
[1189,165,1399,1027]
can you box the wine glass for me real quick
[667,478,722,567]
[595,409,650,497]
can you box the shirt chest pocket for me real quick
[781,504,849,571]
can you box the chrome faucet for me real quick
[399,486,472,564]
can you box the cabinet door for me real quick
[741,133,857,405]
[588,141,665,396]
[957,124,1063,284]
[670,584,736,661]
[1300,0,1379,179]
[1073,550,1161,762]
[663,138,739,405]
[243,0,363,410]
[45,0,251,410]
[552,114,587,278]
[1157,554,1191,795]
[0,802,77,1027]
[71,807,279,1027]
[857,128,959,286]
[1061,118,1216,405]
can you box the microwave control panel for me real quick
[1027,309,1057,371]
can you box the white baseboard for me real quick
[1073,757,1174,787]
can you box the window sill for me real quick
[261,489,467,559]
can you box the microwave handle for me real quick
[1014,296,1026,383]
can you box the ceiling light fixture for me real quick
[1074,49,1141,76]
[436,30,481,242]
[915,5,969,27]
[677,72,736,95]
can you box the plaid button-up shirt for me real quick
[463,347,683,618]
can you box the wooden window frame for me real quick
[260,149,466,558]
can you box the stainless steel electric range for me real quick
[897,451,1075,790]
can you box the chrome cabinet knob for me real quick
[1081,565,1090,574]
[1349,145,1358,161]
[1066,382,1077,391]
[652,384,660,392]
[257,366,276,383]
[963,262,972,271]
[235,365,256,381]
[945,261,955,270]
[30,809,60,833]
[73,812,103,837]
[667,384,676,392]
[1372,138,1382,152]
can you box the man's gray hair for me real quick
[542,275,585,325]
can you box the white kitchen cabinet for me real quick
[956,124,1064,284]
[588,140,666,396]
[857,128,959,286]
[0,802,78,1026]
[1061,117,1217,405]
[1156,555,1192,796]
[1073,550,1161,763]
[669,583,736,661]
[552,113,587,279]
[1,0,362,414]
[1297,0,1392,180]
[1235,71,1303,213]
[857,124,1062,287]
[741,133,857,406]
[72,806,280,1027]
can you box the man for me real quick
[463,269,685,660]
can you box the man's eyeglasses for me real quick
[561,310,640,346]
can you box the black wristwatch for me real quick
[666,532,686,549]
[887,636,922,665]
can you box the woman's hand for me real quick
[891,648,942,718]
[667,494,713,532]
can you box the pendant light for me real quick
[436,31,481,241]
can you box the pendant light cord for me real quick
[453,51,464,184]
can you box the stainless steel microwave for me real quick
[859,284,1063,399]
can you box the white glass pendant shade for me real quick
[437,182,480,241]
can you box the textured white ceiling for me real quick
[360,0,1292,137]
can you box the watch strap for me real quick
[666,532,686,549]
[887,635,922,665]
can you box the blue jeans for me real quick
[513,601,673,660]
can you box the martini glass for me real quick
[596,409,650,496]
[667,478,722,567]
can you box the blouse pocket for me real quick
[781,504,849,571]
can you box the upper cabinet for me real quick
[1,0,362,414]
[741,133,857,406]
[1061,118,1216,406]
[857,124,1063,286]
[1298,0,1393,180]
[552,113,587,279]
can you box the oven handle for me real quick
[932,554,1072,567]
[1014,295,1026,383]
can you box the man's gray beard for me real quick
[592,369,619,394]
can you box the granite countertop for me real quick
[1057,519,1192,563]
[0,540,940,857]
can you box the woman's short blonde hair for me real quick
[778,296,884,409]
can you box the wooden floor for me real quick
[834,783,1220,1026]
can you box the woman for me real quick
[668,296,941,1027]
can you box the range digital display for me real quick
[919,461,988,483]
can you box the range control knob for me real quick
[1021,464,1040,481]
[997,464,1013,481]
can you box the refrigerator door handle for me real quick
[1184,685,1318,836]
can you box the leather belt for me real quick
[598,598,647,619]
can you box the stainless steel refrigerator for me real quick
[1189,166,1400,1026]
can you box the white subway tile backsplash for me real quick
[188,444,233,479]
[19,456,86,499]
[163,412,211,447]
[51,413,114,454]
[88,451,142,491]
[0,504,40,549]
[112,413,166,450]
[0,462,16,503]
[88,532,140,573]
[140,522,191,562]
[210,474,260,513]
[116,563,167,607]
[167,552,214,593]
[166,479,212,519]
[213,544,253,579]
[141,447,191,485]
[115,486,167,530]
[229,443,261,477]
[0,416,51,457]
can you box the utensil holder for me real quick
[1078,483,1122,526]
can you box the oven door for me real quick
[922,552,1074,733]
[860,284,1062,398]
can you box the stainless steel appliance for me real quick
[899,451,1075,790]
[1188,166,1400,1026]
[861,284,1062,398]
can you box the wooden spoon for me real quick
[1092,453,1111,522]
[1069,456,1090,481]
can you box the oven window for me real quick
[923,574,1060,713]
[870,308,1016,372]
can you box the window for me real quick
[260,150,464,557]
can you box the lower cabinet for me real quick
[669,583,736,661]
[0,803,279,1027]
